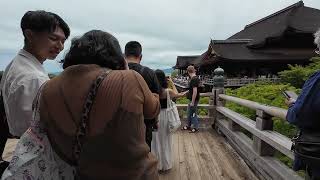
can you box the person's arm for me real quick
[191,87,197,106]
[286,73,320,127]
[167,77,178,94]
[168,89,187,98]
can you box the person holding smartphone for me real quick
[285,29,320,180]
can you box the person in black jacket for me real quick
[125,41,161,150]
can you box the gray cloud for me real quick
[0,0,319,71]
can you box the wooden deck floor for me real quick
[3,130,257,180]
[158,130,258,180]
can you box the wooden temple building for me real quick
[174,1,320,79]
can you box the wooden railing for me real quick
[204,77,281,87]
[214,93,302,180]
[173,77,281,89]
[176,93,214,129]
[175,91,302,180]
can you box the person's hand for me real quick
[285,98,296,106]
[167,76,173,83]
[181,91,188,96]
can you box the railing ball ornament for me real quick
[213,66,224,88]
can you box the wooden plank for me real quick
[195,131,226,179]
[180,130,201,180]
[178,130,188,180]
[216,107,293,159]
[218,94,287,120]
[176,104,214,110]
[188,131,213,180]
[207,130,259,180]
[253,110,275,156]
[216,119,302,180]
[201,130,245,180]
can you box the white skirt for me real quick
[151,108,173,171]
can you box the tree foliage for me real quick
[279,57,320,88]
[171,69,179,78]
[225,82,299,138]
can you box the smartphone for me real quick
[281,90,298,100]
[281,91,290,99]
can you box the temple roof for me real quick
[228,1,320,48]
[192,1,320,67]
[173,55,200,69]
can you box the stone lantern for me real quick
[213,66,224,88]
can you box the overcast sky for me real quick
[0,0,319,72]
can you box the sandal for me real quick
[189,128,199,133]
[181,126,190,130]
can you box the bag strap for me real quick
[166,89,173,108]
[73,70,111,172]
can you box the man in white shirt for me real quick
[0,11,70,162]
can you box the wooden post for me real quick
[208,98,214,117]
[253,109,275,156]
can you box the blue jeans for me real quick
[187,102,199,129]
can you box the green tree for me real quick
[279,57,320,88]
[225,82,298,138]
[171,69,179,78]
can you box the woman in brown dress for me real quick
[40,30,160,179]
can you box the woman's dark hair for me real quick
[62,30,126,70]
[21,10,70,39]
[155,69,168,90]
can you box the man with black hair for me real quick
[125,41,160,150]
[0,10,70,164]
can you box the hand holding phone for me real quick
[282,90,298,100]
[282,91,290,99]
[282,90,297,106]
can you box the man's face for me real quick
[29,27,66,61]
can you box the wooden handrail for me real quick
[213,92,301,179]
[176,104,214,109]
[216,106,293,159]
[200,92,213,97]
[219,94,287,120]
